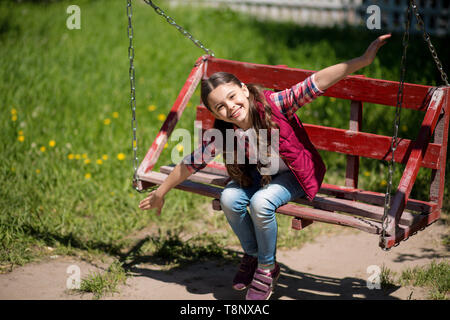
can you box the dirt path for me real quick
[0,222,448,300]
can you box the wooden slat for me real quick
[138,171,223,199]
[292,196,420,226]
[136,57,206,180]
[206,57,433,109]
[160,165,230,186]
[346,100,363,188]
[304,124,441,169]
[320,183,436,214]
[159,165,437,215]
[276,204,382,234]
[430,87,450,209]
[291,218,314,230]
[195,105,441,169]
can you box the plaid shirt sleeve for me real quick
[181,138,218,174]
[269,73,325,121]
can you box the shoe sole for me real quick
[232,284,249,291]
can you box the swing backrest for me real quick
[196,57,450,211]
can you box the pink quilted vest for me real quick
[258,90,326,201]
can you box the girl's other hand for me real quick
[139,189,165,215]
[361,33,391,66]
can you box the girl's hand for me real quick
[361,34,391,67]
[139,189,165,215]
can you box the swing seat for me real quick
[135,56,449,250]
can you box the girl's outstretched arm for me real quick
[314,34,391,91]
[138,162,192,214]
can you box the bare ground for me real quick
[0,222,448,300]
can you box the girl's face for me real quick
[207,82,252,130]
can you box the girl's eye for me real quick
[217,105,223,110]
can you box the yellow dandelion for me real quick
[11,108,17,115]
[82,153,88,159]
[164,142,168,149]
[110,191,115,196]
[117,153,126,160]
[363,171,371,177]
[176,144,184,152]
[18,130,24,135]
[102,154,108,161]
[112,112,119,118]
[380,180,387,186]
[11,115,17,122]
[18,135,25,142]
[157,114,166,121]
[40,146,46,152]
[68,154,75,160]
[96,159,103,165]
[36,169,41,174]
[148,105,156,111]
[104,118,111,125]
[49,140,56,147]
[84,159,91,164]
[75,154,81,160]
[187,102,192,107]
[84,173,91,179]
[11,167,16,172]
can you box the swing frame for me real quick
[134,55,449,250]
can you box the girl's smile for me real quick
[207,82,252,130]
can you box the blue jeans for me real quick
[220,168,306,265]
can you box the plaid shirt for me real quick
[182,73,324,173]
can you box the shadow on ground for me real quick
[126,257,400,300]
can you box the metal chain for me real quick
[380,1,412,250]
[127,0,143,192]
[411,0,449,86]
[143,0,215,57]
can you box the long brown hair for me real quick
[201,72,279,187]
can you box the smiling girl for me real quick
[140,34,391,300]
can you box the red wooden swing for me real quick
[127,0,449,250]
[133,55,449,250]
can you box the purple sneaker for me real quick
[245,263,280,300]
[232,254,258,291]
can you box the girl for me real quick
[139,34,391,300]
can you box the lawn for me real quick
[1,0,449,272]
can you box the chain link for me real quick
[143,0,215,57]
[127,0,143,192]
[380,1,412,250]
[410,0,449,86]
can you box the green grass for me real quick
[1,0,449,278]
[399,261,450,300]
[76,261,128,300]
